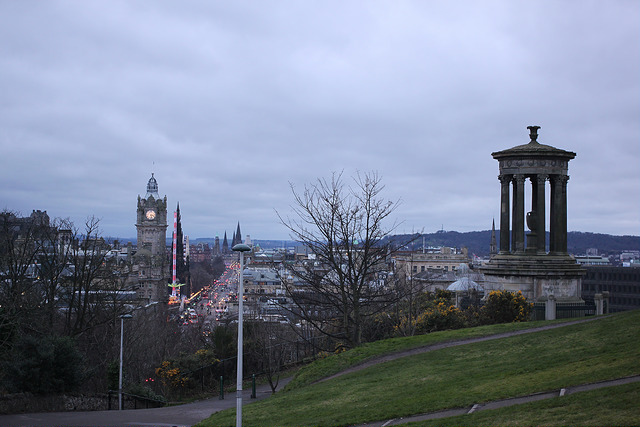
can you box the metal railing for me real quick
[107,390,166,410]
[532,300,598,321]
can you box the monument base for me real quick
[480,253,585,302]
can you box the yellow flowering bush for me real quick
[155,360,190,390]
[481,290,533,324]
[414,301,466,333]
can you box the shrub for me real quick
[481,290,533,324]
[126,383,165,402]
[2,334,84,394]
[155,360,190,390]
[107,360,119,391]
[414,301,466,334]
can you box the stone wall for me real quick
[0,393,108,414]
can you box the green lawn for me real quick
[195,310,640,427]
[286,318,571,390]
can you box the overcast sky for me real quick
[1,1,638,241]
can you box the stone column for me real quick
[549,175,559,254]
[551,175,569,254]
[513,175,526,253]
[559,176,569,253]
[527,175,538,252]
[536,174,547,253]
[499,174,511,253]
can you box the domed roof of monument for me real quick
[447,276,482,292]
[145,173,160,199]
[492,126,576,160]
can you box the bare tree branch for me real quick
[276,172,404,347]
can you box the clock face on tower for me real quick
[145,209,156,220]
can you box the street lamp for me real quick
[119,313,133,410]
[232,243,251,427]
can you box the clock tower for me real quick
[134,174,169,302]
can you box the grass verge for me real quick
[195,310,639,427]
[287,318,571,390]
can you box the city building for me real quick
[132,174,170,303]
[392,247,471,275]
[582,266,640,312]
[575,255,611,266]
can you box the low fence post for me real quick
[545,294,556,320]
[251,374,256,399]
[594,293,604,315]
[219,376,224,400]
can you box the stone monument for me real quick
[481,126,585,313]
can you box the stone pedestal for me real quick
[481,253,585,303]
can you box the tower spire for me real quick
[234,222,242,246]
[490,219,497,256]
[146,173,159,198]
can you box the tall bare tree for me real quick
[278,172,401,348]
[64,218,135,345]
[245,320,296,393]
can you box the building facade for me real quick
[582,266,640,312]
[393,247,471,275]
[133,174,169,303]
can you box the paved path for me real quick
[0,377,291,427]
[355,375,640,427]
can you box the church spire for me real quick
[233,222,242,246]
[222,232,229,253]
[490,219,497,256]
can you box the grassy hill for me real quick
[195,310,640,427]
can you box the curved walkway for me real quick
[318,316,609,383]
[355,375,640,427]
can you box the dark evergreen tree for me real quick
[171,203,189,295]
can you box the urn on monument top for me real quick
[491,126,576,176]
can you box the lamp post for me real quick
[232,243,251,427]
[119,313,133,410]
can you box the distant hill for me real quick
[388,231,640,257]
